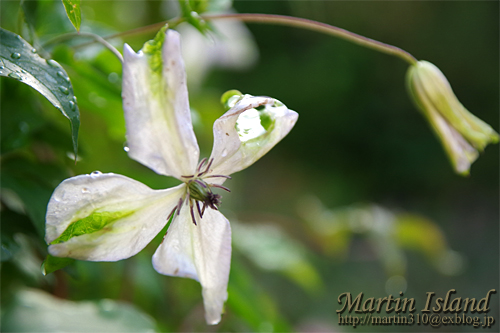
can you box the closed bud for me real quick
[406,61,499,175]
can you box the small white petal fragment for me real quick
[46,173,185,261]
[207,94,298,179]
[122,29,199,179]
[152,206,231,325]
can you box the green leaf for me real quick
[177,0,212,35]
[1,156,70,236]
[61,0,81,32]
[0,28,80,157]
[41,254,75,275]
[1,289,157,332]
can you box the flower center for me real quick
[178,158,231,225]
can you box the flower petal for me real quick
[122,29,199,179]
[206,94,298,180]
[46,173,185,261]
[152,206,231,325]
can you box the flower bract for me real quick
[406,60,499,175]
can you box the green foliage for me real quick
[1,289,157,332]
[41,254,75,275]
[0,28,80,156]
[51,210,135,245]
[1,156,70,236]
[61,0,81,32]
[177,0,213,35]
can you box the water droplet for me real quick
[0,65,4,69]
[16,35,23,40]
[53,190,66,201]
[81,187,89,194]
[123,146,130,152]
[69,100,76,110]
[31,48,37,53]
[57,71,70,83]
[46,59,59,68]
[8,72,21,80]
[59,86,69,95]
[221,149,228,157]
[72,96,77,103]
[90,171,102,178]
[19,122,29,133]
[11,53,21,59]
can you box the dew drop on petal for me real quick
[123,146,130,152]
[90,171,102,178]
[221,149,228,157]
[81,187,89,194]
[31,48,37,53]
[53,190,66,201]
[11,53,21,59]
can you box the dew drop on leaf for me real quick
[57,71,70,83]
[59,86,69,95]
[8,72,21,80]
[69,100,76,110]
[10,52,21,59]
[31,48,37,53]
[46,59,59,68]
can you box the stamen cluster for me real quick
[169,158,231,225]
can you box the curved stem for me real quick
[42,32,124,63]
[202,13,417,65]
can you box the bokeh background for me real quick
[1,1,498,332]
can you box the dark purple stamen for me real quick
[197,157,208,173]
[195,179,207,188]
[204,175,232,179]
[189,199,197,226]
[211,184,231,192]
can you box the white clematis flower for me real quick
[45,28,298,325]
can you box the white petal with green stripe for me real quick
[207,94,298,181]
[122,28,199,180]
[46,173,185,261]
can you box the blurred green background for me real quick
[1,1,498,332]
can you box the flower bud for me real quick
[406,61,499,175]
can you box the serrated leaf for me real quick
[61,0,81,32]
[41,254,75,275]
[0,28,79,156]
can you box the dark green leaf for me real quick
[41,254,74,275]
[0,28,80,157]
[1,156,70,236]
[61,0,81,32]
